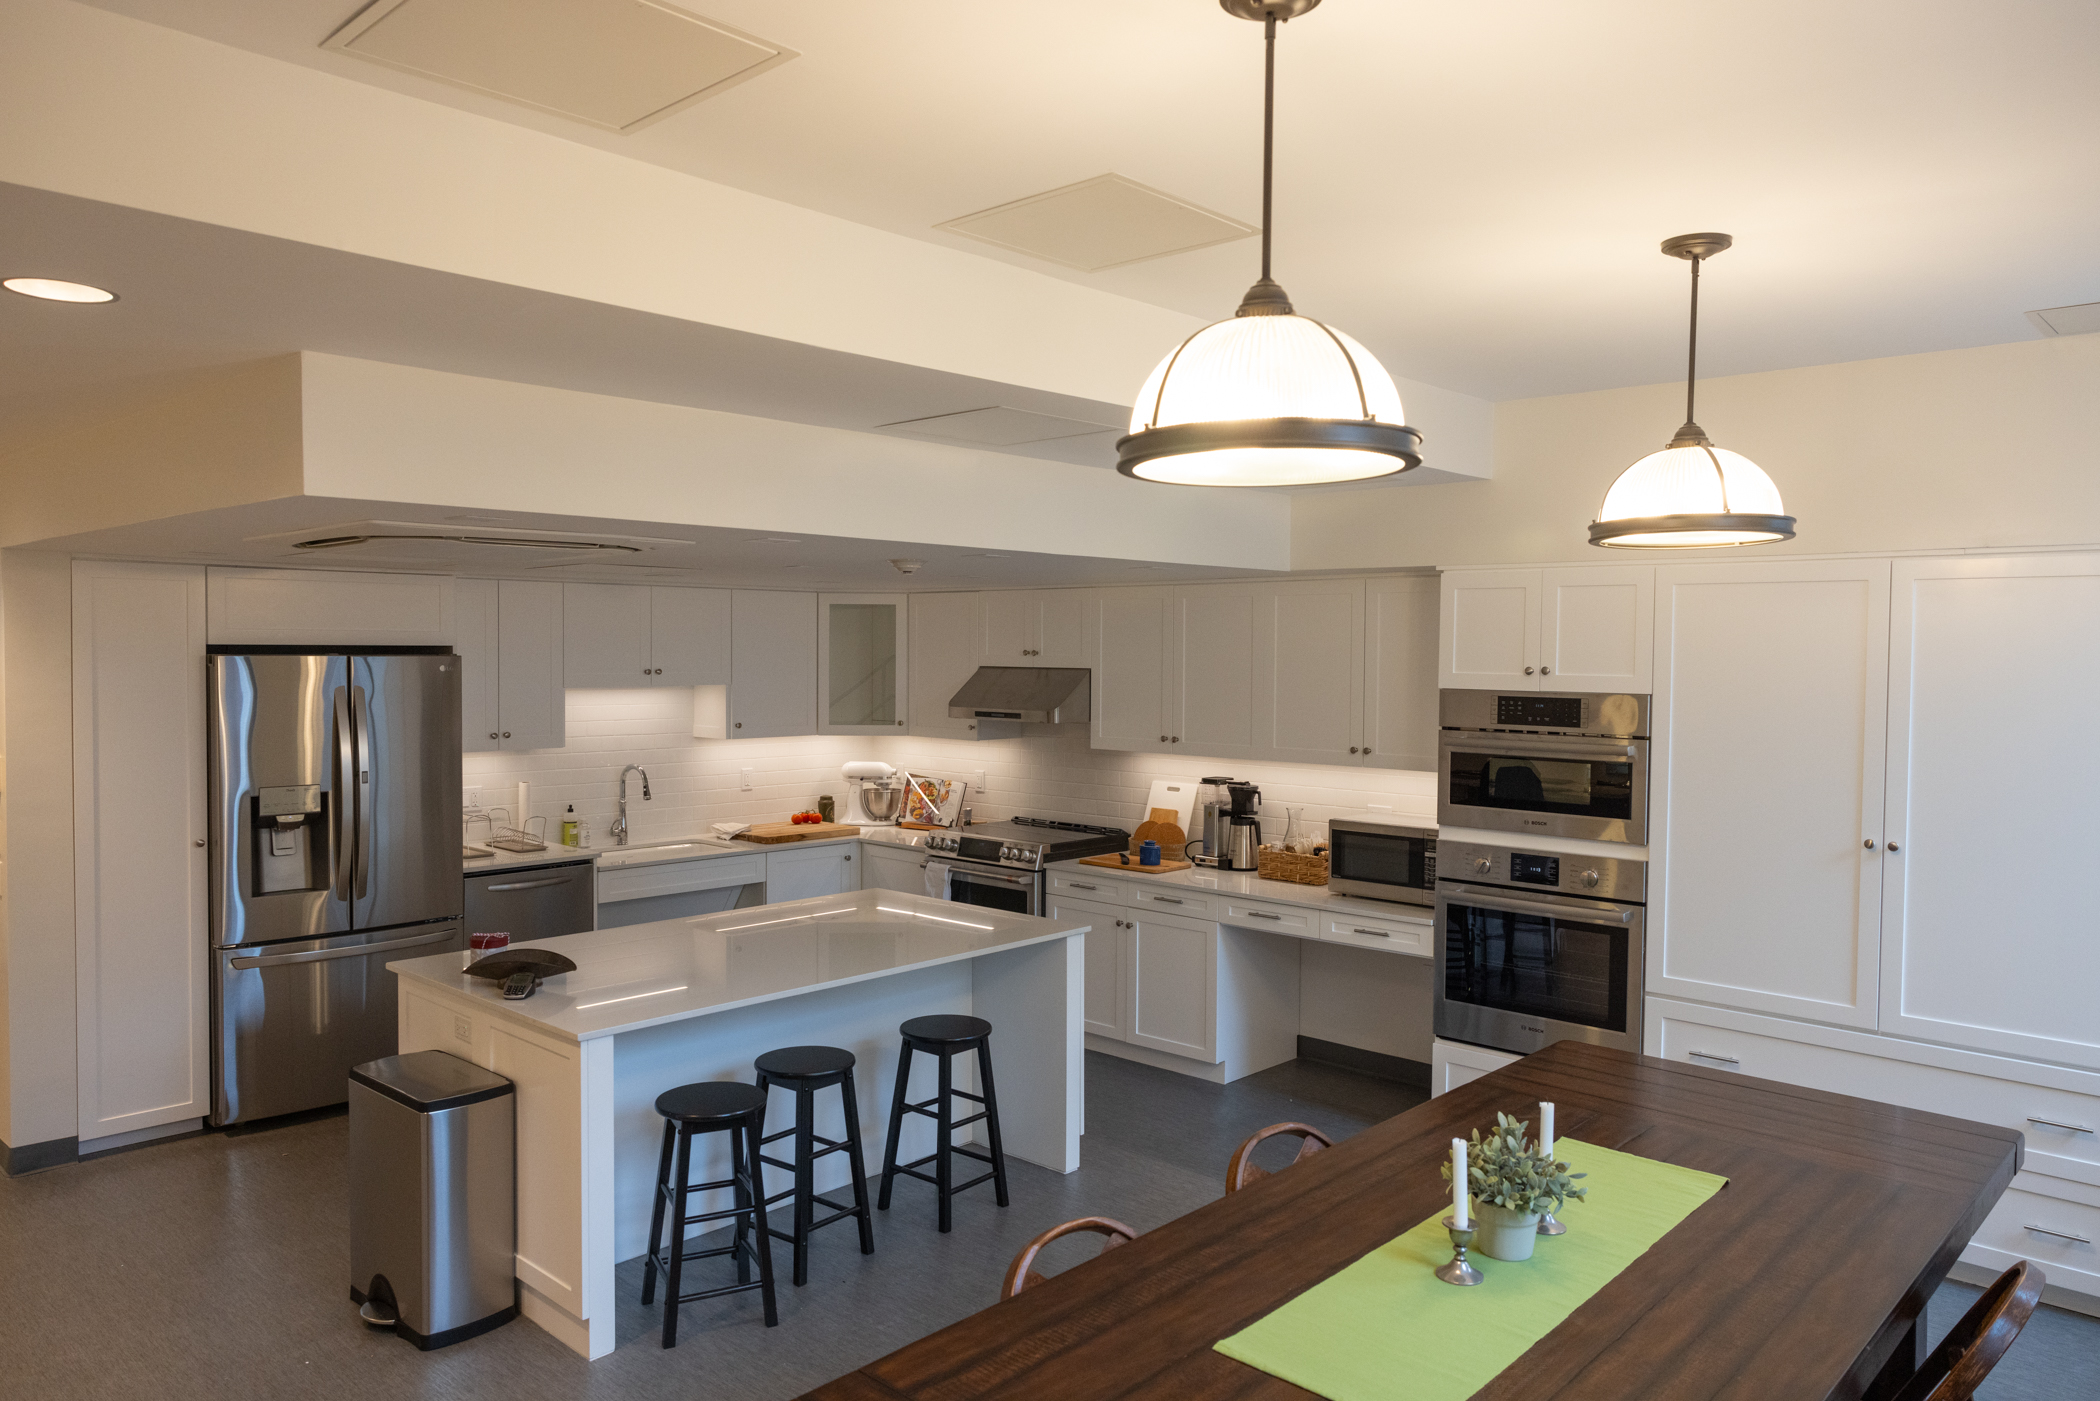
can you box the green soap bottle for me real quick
[561,804,579,846]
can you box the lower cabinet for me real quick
[857,842,930,895]
[1049,894,1127,1041]
[1127,909,1218,1060]
[1430,1038,1520,1097]
[595,852,763,928]
[764,843,856,901]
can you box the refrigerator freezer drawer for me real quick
[463,862,596,942]
[213,923,463,1126]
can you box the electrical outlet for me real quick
[974,769,988,796]
[453,1015,472,1044]
[462,787,483,812]
[740,767,754,792]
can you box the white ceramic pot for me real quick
[1474,1202,1541,1261]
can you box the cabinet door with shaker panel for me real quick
[729,591,818,738]
[1091,587,1174,754]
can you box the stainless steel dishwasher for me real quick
[463,860,596,941]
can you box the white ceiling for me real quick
[83,0,2100,401]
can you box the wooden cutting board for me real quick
[1130,807,1187,861]
[733,821,863,844]
[1077,853,1194,875]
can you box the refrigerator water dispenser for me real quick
[253,783,329,894]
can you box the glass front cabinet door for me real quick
[818,593,909,735]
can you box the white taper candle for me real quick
[1540,1101,1555,1160]
[1452,1138,1469,1228]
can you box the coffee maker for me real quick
[1220,782,1263,871]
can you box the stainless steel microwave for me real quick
[1436,689,1650,845]
[1326,819,1438,908]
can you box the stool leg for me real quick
[746,1115,780,1327]
[641,1118,675,1306]
[792,1084,815,1287]
[977,1038,1010,1209]
[837,1070,876,1255]
[877,1039,912,1211]
[661,1128,693,1348]
[730,1123,753,1287]
[936,1047,954,1233]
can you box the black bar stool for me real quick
[753,1045,876,1287]
[641,1080,778,1344]
[877,1014,1010,1233]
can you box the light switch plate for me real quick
[453,1015,472,1044]
[974,769,988,796]
[740,767,754,792]
[463,787,482,811]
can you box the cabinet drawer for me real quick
[1323,913,1431,957]
[598,852,766,903]
[1129,886,1218,920]
[1963,1173,2100,1297]
[1222,898,1316,938]
[1649,997,2100,1185]
[1050,870,1129,905]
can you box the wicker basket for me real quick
[1256,846,1329,886]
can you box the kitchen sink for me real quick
[596,839,737,869]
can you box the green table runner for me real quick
[1214,1138,1727,1401]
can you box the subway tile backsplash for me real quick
[464,688,1436,846]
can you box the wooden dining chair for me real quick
[1225,1122,1335,1193]
[1890,1261,2046,1401]
[999,1217,1137,1300]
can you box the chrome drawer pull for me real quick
[1152,895,1184,904]
[1688,1051,1741,1069]
[1351,926,1391,938]
[2027,1116,2096,1135]
[1069,882,1098,891]
[485,876,573,892]
[2023,1223,2093,1245]
[1244,910,1282,921]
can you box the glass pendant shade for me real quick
[1590,439,1794,547]
[1120,313,1419,486]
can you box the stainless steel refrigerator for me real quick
[208,650,463,1126]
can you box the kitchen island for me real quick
[389,890,1089,1360]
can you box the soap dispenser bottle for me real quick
[561,805,579,846]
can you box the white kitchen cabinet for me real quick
[976,589,1090,667]
[563,584,729,688]
[1252,578,1365,765]
[1362,574,1440,771]
[818,593,907,736]
[1172,584,1260,761]
[72,560,211,1142]
[765,843,857,902]
[729,591,817,738]
[1091,586,1174,754]
[1649,560,1891,1029]
[1878,553,2100,1070]
[206,567,453,646]
[858,842,930,895]
[1126,908,1218,1061]
[458,579,565,752]
[1050,894,1127,1041]
[907,592,984,739]
[1431,1038,1520,1097]
[1439,566,1652,693]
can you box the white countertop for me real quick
[391,888,1089,1042]
[1046,856,1435,925]
[462,824,937,876]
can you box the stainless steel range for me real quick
[923,818,1130,916]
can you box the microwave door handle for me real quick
[332,686,355,902]
[1440,883,1637,924]
[351,683,374,900]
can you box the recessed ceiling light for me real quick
[4,277,117,304]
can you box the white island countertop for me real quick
[391,888,1090,1043]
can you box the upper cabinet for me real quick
[818,593,908,735]
[1173,584,1261,761]
[457,578,565,753]
[206,568,453,646]
[908,592,985,739]
[729,591,817,738]
[1092,587,1175,754]
[1251,579,1365,766]
[1362,575,1440,771]
[976,589,1090,668]
[563,584,729,688]
[1439,566,1653,693]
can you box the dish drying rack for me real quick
[466,810,549,854]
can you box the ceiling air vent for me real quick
[877,406,1123,447]
[937,174,1255,272]
[2026,302,2100,337]
[322,0,797,133]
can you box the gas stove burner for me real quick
[1009,816,1129,837]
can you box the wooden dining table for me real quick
[799,1041,2021,1401]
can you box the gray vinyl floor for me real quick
[2,1052,2092,1400]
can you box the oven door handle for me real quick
[1439,883,1639,924]
[1439,733,1642,761]
[948,865,1036,889]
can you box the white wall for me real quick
[1292,335,2100,570]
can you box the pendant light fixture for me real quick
[1589,234,1796,547]
[1116,0,1421,488]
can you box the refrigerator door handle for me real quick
[227,928,453,970]
[333,685,356,902]
[352,683,374,900]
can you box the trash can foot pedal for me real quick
[358,1299,399,1328]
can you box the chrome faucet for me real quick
[612,764,652,846]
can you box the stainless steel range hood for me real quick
[947,667,1092,724]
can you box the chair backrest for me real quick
[1225,1121,1335,1194]
[1890,1261,2045,1401]
[1000,1216,1137,1300]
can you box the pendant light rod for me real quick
[1684,252,1700,429]
[1260,11,1276,285]
[1660,231,1731,443]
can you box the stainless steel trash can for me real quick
[349,1051,517,1349]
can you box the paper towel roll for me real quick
[515,781,530,830]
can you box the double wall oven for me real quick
[1437,690,1650,845]
[1433,839,1646,1057]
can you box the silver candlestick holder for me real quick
[1538,1208,1567,1236]
[1434,1215,1484,1286]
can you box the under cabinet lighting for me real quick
[4,277,117,303]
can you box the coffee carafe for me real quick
[1220,782,1262,871]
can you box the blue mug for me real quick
[1139,840,1162,867]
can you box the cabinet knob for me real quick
[194,838,206,848]
[844,854,852,861]
[1160,735,1168,742]
[1540,666,1551,675]
[735,721,743,729]
[1524,666,1535,675]
[1171,736,1180,744]
[489,732,500,740]
[1863,838,1876,849]
[643,668,650,675]
[1363,748,1372,755]
[897,720,905,726]
[1349,746,1359,754]
[1887,841,1899,853]
[501,731,511,739]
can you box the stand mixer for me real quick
[842,761,905,826]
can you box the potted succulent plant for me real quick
[1441,1112,1587,1261]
